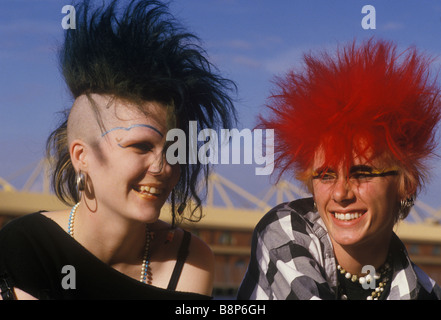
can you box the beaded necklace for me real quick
[337,258,392,300]
[68,202,153,284]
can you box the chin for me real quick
[121,202,161,224]
[332,233,366,247]
[139,204,164,222]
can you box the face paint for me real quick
[84,99,180,224]
[101,124,164,138]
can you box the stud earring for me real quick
[400,197,415,211]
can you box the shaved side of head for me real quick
[67,94,116,147]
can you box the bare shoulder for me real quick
[177,229,215,296]
[186,231,215,268]
[152,220,214,269]
[148,220,215,295]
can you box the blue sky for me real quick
[2,0,441,214]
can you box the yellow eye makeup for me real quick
[312,165,399,182]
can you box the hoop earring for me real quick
[76,171,86,198]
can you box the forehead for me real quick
[68,94,171,148]
[101,97,168,130]
[311,145,393,171]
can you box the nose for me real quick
[332,177,356,205]
[147,152,166,175]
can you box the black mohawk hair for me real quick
[51,0,237,220]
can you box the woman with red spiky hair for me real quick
[238,39,441,300]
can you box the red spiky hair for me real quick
[259,38,441,196]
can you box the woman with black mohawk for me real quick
[0,0,236,299]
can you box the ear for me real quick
[70,139,88,172]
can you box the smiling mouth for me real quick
[134,185,162,197]
[332,211,366,222]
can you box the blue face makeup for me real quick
[101,124,164,138]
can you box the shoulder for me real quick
[253,197,317,248]
[39,210,70,233]
[150,220,214,295]
[0,212,48,243]
[186,230,215,267]
[0,211,71,248]
[412,263,441,299]
[255,197,316,232]
[0,211,72,272]
[0,213,63,298]
[178,229,215,296]
[153,219,213,263]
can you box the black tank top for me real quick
[0,212,210,300]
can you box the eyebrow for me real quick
[314,165,381,174]
[312,166,334,173]
[349,165,374,173]
[311,167,334,178]
[312,165,399,178]
[101,124,164,138]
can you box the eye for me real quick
[129,143,153,153]
[320,172,337,181]
[312,169,337,182]
[348,165,376,181]
[350,171,373,180]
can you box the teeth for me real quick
[334,212,363,221]
[138,186,161,195]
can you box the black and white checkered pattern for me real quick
[237,198,441,300]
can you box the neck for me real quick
[72,201,149,266]
[332,233,392,276]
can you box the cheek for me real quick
[312,180,330,197]
[358,182,399,217]
[311,183,331,213]
[90,153,142,189]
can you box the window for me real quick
[218,232,232,245]
[408,244,420,255]
[432,246,441,256]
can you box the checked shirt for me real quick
[237,198,441,300]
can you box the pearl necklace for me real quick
[68,202,153,284]
[337,261,391,300]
